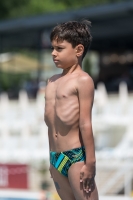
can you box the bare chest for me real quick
[45,79,77,101]
[45,78,79,127]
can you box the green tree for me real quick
[83,58,92,76]
[54,0,125,8]
[0,0,66,20]
[0,0,28,19]
[0,0,126,20]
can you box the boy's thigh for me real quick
[68,162,99,200]
[50,164,76,200]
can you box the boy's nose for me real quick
[51,49,57,56]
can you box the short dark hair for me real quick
[50,20,92,59]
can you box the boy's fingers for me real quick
[83,180,87,191]
[86,179,94,193]
[84,179,91,193]
[80,174,82,182]
[80,175,94,192]
[80,172,83,182]
[86,184,90,193]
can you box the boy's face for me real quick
[51,39,78,69]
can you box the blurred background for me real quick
[0,0,133,199]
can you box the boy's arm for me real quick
[77,74,95,193]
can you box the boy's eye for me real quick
[57,47,62,50]
[51,46,64,52]
[56,47,63,51]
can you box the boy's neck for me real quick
[62,63,82,76]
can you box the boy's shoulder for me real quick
[48,73,61,82]
[76,71,94,92]
[78,71,94,84]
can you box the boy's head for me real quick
[50,20,92,59]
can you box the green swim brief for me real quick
[50,146,86,177]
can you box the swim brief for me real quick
[50,146,85,177]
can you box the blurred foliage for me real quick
[0,0,27,20]
[0,0,65,20]
[0,71,30,91]
[83,58,92,76]
[55,0,124,8]
[0,0,126,20]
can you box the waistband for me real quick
[50,146,85,154]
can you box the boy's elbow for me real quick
[80,122,92,131]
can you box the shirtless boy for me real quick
[44,21,98,200]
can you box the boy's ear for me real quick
[76,44,84,57]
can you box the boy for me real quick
[44,21,98,200]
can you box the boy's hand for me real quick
[80,164,95,193]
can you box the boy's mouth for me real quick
[53,59,59,63]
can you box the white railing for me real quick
[0,83,133,195]
[96,160,133,195]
